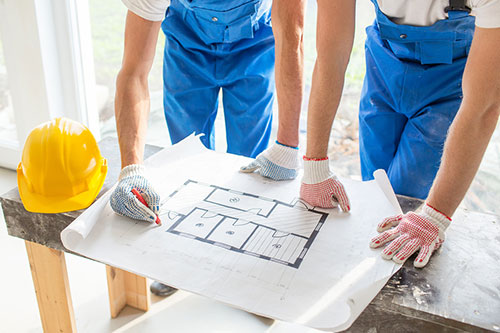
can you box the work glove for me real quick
[110,164,161,223]
[369,203,451,268]
[240,141,299,180]
[300,157,350,211]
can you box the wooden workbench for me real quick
[1,137,499,332]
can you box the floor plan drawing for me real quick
[160,180,329,268]
[61,137,403,329]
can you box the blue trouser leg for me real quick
[387,56,466,199]
[359,23,467,199]
[388,95,462,198]
[221,20,275,158]
[162,7,220,150]
[359,104,407,181]
[359,24,408,181]
[222,80,274,158]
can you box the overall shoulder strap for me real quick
[445,0,471,13]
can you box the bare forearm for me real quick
[306,58,349,158]
[305,0,355,158]
[272,0,306,147]
[427,27,500,217]
[115,11,161,168]
[115,72,150,167]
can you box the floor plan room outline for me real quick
[162,180,329,268]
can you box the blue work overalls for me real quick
[161,0,274,158]
[359,0,475,199]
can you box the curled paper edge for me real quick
[60,133,206,249]
[61,189,113,249]
[373,169,403,214]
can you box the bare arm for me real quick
[271,0,306,147]
[427,27,500,217]
[115,11,162,168]
[305,0,355,158]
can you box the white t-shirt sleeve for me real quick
[471,0,500,28]
[378,0,500,28]
[122,0,170,22]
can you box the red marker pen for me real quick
[131,188,161,225]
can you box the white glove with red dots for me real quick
[370,203,451,268]
[299,157,350,212]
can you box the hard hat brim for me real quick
[17,160,108,214]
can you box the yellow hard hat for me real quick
[17,117,108,213]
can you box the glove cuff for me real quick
[422,203,451,231]
[119,164,145,181]
[262,142,300,169]
[302,157,333,184]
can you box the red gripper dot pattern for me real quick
[370,212,442,267]
[300,178,350,211]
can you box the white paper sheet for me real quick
[61,135,401,331]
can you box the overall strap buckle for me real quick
[445,0,471,13]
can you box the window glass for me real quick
[89,0,168,146]
[0,35,18,144]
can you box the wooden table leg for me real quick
[106,266,150,318]
[25,241,76,333]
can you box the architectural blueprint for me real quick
[61,135,402,331]
[162,180,328,268]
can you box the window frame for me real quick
[0,0,99,170]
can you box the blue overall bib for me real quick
[161,0,274,158]
[359,0,475,199]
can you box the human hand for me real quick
[299,157,350,211]
[240,141,299,180]
[370,203,451,268]
[110,164,161,223]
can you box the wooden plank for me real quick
[25,241,76,333]
[106,266,150,318]
[123,269,150,311]
[105,265,127,318]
